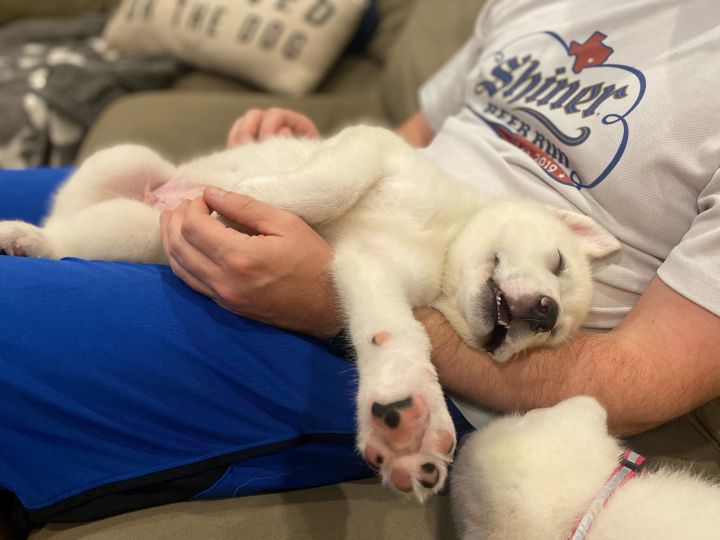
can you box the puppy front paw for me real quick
[358,383,456,502]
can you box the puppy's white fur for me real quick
[452,396,720,539]
[0,126,619,500]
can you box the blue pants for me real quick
[0,168,472,526]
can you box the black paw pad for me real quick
[420,478,439,489]
[419,462,440,489]
[371,397,414,429]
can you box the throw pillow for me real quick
[103,0,368,94]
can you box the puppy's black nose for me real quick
[516,295,558,333]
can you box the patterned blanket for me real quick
[0,13,185,168]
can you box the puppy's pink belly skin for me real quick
[147,181,204,211]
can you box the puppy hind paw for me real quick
[0,221,52,258]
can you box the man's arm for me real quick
[395,111,435,148]
[417,276,720,437]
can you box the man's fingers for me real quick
[277,110,320,138]
[258,109,319,140]
[289,115,321,139]
[165,253,215,298]
[227,109,263,147]
[161,201,239,303]
[203,188,299,236]
[258,109,289,141]
[161,192,299,278]
[166,223,219,283]
[229,109,320,146]
[160,200,191,257]
[163,197,243,262]
[161,199,228,274]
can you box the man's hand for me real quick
[160,187,341,338]
[227,108,320,147]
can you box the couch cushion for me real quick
[626,400,720,477]
[77,89,388,163]
[171,55,383,97]
[103,0,368,95]
[363,0,418,64]
[379,0,487,125]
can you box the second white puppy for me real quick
[0,126,620,500]
[452,396,720,539]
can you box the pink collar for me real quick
[567,450,646,540]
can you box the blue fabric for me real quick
[194,442,368,499]
[0,257,366,510]
[0,167,472,517]
[0,167,73,224]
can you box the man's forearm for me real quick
[417,307,706,437]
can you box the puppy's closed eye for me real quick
[553,250,565,276]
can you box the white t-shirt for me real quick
[420,0,720,332]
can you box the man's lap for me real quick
[0,254,369,523]
[0,168,363,523]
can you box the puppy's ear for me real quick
[549,207,621,259]
[557,396,608,427]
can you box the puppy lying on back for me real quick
[0,126,620,500]
[452,396,720,539]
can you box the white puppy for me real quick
[0,126,619,500]
[451,396,720,539]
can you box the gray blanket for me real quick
[0,13,185,168]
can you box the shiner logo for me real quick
[468,31,646,189]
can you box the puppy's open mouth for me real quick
[484,279,512,354]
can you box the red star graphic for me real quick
[568,31,613,73]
